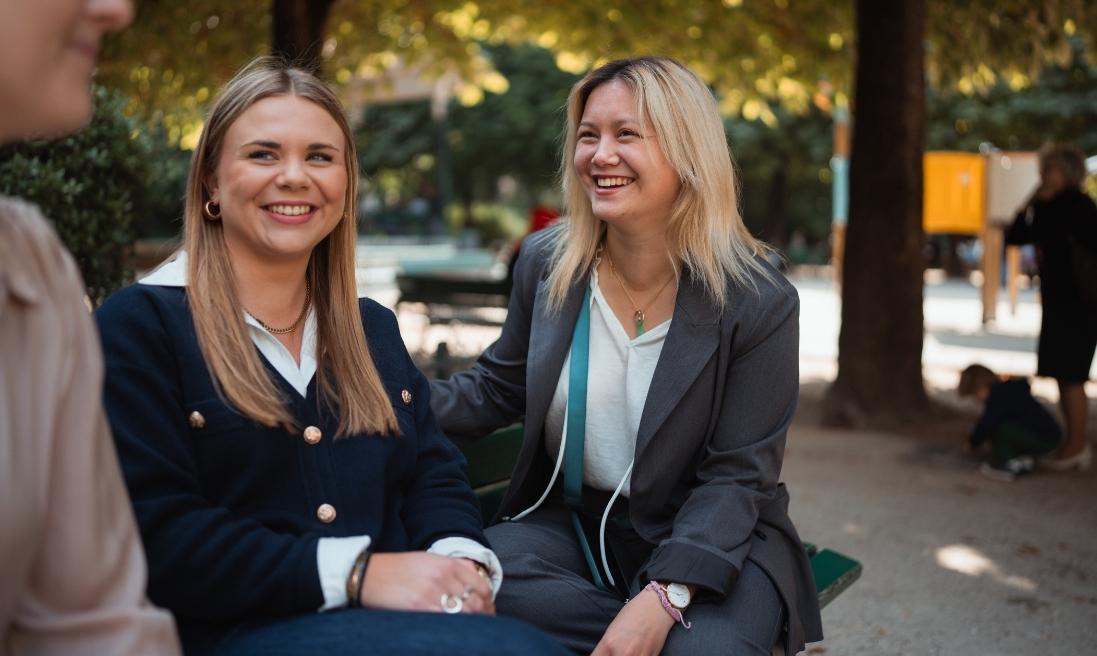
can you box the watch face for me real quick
[666,583,691,608]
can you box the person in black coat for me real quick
[95,57,566,656]
[1005,143,1097,472]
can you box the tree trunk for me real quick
[764,152,790,246]
[271,0,335,73]
[825,0,929,426]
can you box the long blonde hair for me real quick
[546,56,769,311]
[184,57,398,437]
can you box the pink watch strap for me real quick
[647,581,692,629]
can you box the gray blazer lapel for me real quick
[525,276,585,444]
[635,273,721,458]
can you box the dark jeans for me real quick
[486,502,787,655]
[191,607,570,656]
[990,421,1060,466]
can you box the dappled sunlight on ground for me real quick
[784,421,1097,655]
[841,521,866,537]
[935,544,1038,592]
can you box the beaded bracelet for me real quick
[346,547,372,608]
[646,581,692,629]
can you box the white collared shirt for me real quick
[543,270,669,497]
[140,252,501,609]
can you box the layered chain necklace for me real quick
[245,281,312,335]
[604,249,675,337]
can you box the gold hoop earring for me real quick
[204,201,221,219]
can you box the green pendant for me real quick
[634,310,645,336]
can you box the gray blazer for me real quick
[431,228,823,651]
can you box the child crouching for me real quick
[958,364,1062,481]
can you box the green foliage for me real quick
[357,44,578,231]
[929,39,1097,153]
[358,101,436,174]
[134,133,190,239]
[447,44,580,204]
[99,1,1093,140]
[727,104,834,251]
[0,87,165,299]
[97,0,498,141]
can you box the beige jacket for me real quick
[0,197,179,655]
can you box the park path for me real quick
[786,386,1096,656]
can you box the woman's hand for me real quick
[359,552,495,615]
[591,587,676,656]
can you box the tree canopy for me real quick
[103,1,1094,144]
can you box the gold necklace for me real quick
[605,250,675,336]
[246,281,311,335]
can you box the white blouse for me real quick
[543,270,670,498]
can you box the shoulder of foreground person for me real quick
[0,196,85,309]
[0,195,182,655]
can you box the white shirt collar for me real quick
[140,250,317,397]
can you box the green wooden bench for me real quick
[455,425,862,609]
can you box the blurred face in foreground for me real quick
[0,0,132,142]
[573,80,681,234]
[207,94,349,268]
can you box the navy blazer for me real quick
[96,284,485,639]
[431,228,823,652]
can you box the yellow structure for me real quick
[923,152,986,235]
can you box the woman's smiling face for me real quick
[208,94,349,266]
[573,80,681,232]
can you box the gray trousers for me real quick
[486,503,786,655]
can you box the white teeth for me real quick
[268,204,312,216]
[596,177,633,188]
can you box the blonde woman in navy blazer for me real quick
[96,58,567,656]
[432,58,823,655]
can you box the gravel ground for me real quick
[784,390,1097,656]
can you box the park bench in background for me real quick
[396,271,513,377]
[454,424,862,610]
[395,271,511,326]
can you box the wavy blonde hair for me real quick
[184,57,398,437]
[546,56,769,311]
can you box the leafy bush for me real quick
[0,86,182,300]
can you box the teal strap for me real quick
[563,286,591,509]
[562,286,610,592]
[571,510,608,591]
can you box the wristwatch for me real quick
[660,582,692,610]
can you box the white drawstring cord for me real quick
[599,461,633,588]
[510,409,634,593]
[511,407,569,521]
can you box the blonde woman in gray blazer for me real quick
[431,57,822,656]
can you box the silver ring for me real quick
[440,593,463,614]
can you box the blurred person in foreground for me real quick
[431,57,822,656]
[94,58,567,656]
[0,0,180,653]
[1005,143,1097,472]
[957,364,1062,482]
